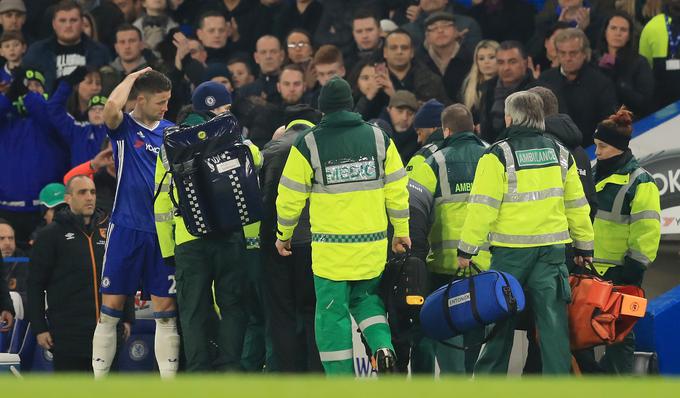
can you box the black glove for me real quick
[619,256,645,286]
[64,66,88,86]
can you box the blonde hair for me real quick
[461,40,500,111]
[616,0,637,20]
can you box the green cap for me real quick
[88,95,107,108]
[23,69,46,87]
[39,183,65,208]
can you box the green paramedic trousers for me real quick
[313,275,394,375]
[174,232,248,371]
[474,245,572,375]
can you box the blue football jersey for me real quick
[109,112,174,233]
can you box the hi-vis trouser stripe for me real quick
[319,349,354,362]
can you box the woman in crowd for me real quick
[459,40,499,121]
[349,58,389,121]
[66,66,102,122]
[595,11,654,118]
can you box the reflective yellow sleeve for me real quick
[564,160,594,251]
[276,145,312,241]
[459,153,504,254]
[247,141,263,169]
[154,152,176,258]
[628,181,661,266]
[408,160,437,195]
[405,154,425,176]
[383,139,410,238]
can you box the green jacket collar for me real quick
[319,110,363,128]
[594,156,640,190]
[425,128,444,145]
[443,131,480,147]
[496,125,543,140]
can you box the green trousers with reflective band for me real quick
[174,232,248,371]
[313,275,393,375]
[474,245,572,375]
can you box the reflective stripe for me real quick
[596,210,629,224]
[489,230,570,245]
[384,168,406,184]
[468,194,501,208]
[372,125,386,179]
[311,180,384,194]
[627,249,652,265]
[558,143,569,183]
[155,212,174,222]
[594,258,623,266]
[432,240,490,251]
[565,196,588,208]
[277,216,299,227]
[304,132,323,183]
[435,193,469,205]
[312,231,387,243]
[432,151,451,196]
[160,145,170,170]
[155,182,170,193]
[630,210,660,223]
[458,240,479,255]
[503,187,563,203]
[358,315,388,331]
[498,142,517,193]
[611,168,646,215]
[319,349,354,362]
[573,240,594,250]
[279,175,311,193]
[286,119,315,130]
[387,208,409,218]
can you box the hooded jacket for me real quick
[544,113,598,220]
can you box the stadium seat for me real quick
[116,319,156,372]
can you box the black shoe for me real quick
[375,348,396,374]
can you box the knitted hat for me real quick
[203,62,232,82]
[593,107,633,151]
[413,99,444,128]
[39,183,65,208]
[22,68,45,88]
[88,95,107,109]
[192,81,232,112]
[318,76,353,114]
[424,11,455,29]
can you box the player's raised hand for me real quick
[128,66,152,80]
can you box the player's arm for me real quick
[104,67,152,130]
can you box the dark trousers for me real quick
[264,243,322,373]
[52,353,91,372]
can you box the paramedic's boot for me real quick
[375,348,396,374]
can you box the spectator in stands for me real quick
[62,141,116,216]
[0,68,68,248]
[460,40,499,121]
[537,28,618,146]
[113,0,142,23]
[272,0,323,41]
[313,0,381,56]
[375,90,420,163]
[469,0,536,44]
[227,56,255,90]
[0,0,32,46]
[307,44,346,107]
[28,175,133,372]
[0,252,13,333]
[532,0,606,51]
[66,66,102,122]
[639,0,680,109]
[133,0,178,54]
[349,58,388,120]
[22,1,109,93]
[529,21,571,75]
[239,35,285,103]
[402,0,482,53]
[382,29,449,104]
[195,10,233,64]
[79,0,125,50]
[81,11,98,42]
[206,0,268,54]
[203,63,233,92]
[109,24,150,79]
[284,29,315,89]
[479,41,534,143]
[595,11,654,118]
[0,220,27,301]
[0,30,26,86]
[422,11,472,104]
[345,8,384,69]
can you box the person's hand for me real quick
[36,331,53,350]
[230,17,240,42]
[391,236,411,254]
[406,5,421,23]
[65,65,88,86]
[127,66,152,81]
[458,256,472,269]
[276,239,292,256]
[575,7,590,30]
[123,322,132,341]
[573,256,594,268]
[528,56,541,79]
[375,65,395,97]
[0,310,13,332]
[91,147,114,170]
[173,32,190,60]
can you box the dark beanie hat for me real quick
[203,62,232,82]
[593,107,633,151]
[318,76,353,114]
[192,81,232,112]
[414,99,444,129]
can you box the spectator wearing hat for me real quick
[22,0,110,93]
[406,99,445,172]
[0,67,68,248]
[374,90,420,164]
[0,30,26,86]
[0,219,28,302]
[422,12,473,104]
[0,0,31,44]
[380,29,449,106]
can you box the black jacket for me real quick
[0,255,14,316]
[389,61,450,105]
[596,53,654,119]
[422,45,473,104]
[536,64,618,147]
[27,208,133,357]
[544,114,598,220]
[479,73,535,143]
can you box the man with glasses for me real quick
[422,11,473,104]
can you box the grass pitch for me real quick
[1,375,678,398]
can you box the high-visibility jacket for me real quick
[458,126,594,255]
[408,131,491,274]
[276,110,409,281]
[405,128,445,174]
[593,156,660,275]
[154,112,263,259]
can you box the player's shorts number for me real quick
[168,275,177,295]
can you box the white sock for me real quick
[154,317,180,379]
[92,312,120,379]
